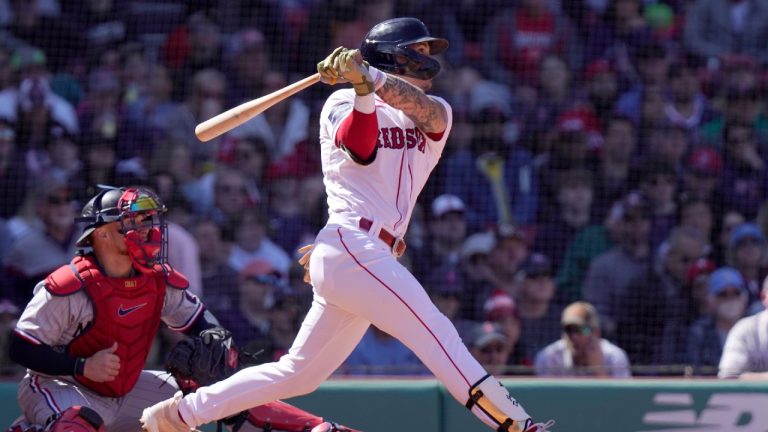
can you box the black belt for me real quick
[359,217,407,257]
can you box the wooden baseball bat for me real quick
[195,73,321,142]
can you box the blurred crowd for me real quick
[1,0,768,378]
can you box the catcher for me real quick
[5,185,356,432]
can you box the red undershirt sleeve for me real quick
[335,97,379,165]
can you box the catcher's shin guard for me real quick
[47,406,105,432]
[465,374,534,432]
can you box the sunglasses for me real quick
[716,288,743,299]
[480,343,507,354]
[562,324,592,336]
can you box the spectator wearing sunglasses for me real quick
[718,276,768,379]
[534,301,630,377]
[686,267,749,376]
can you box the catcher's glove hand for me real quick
[165,327,239,393]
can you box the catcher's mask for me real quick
[360,17,449,80]
[76,185,168,274]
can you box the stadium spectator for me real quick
[468,321,517,376]
[201,166,254,230]
[0,118,28,219]
[635,159,679,250]
[616,41,669,125]
[514,253,563,361]
[265,155,315,253]
[524,55,578,136]
[481,0,581,87]
[590,115,636,221]
[41,123,80,183]
[718,122,768,220]
[426,267,475,336]
[127,63,177,134]
[217,259,283,356]
[701,82,767,150]
[443,82,537,230]
[583,190,652,338]
[533,168,594,271]
[555,218,616,305]
[171,12,223,102]
[583,0,653,65]
[192,217,238,317]
[687,267,749,375]
[3,178,77,307]
[0,44,12,92]
[681,146,723,203]
[617,226,709,368]
[411,194,467,281]
[684,0,768,65]
[645,124,690,175]
[662,57,717,134]
[581,59,619,128]
[718,276,768,379]
[0,298,21,377]
[67,0,129,58]
[6,0,84,71]
[713,209,746,266]
[487,225,530,294]
[344,325,429,376]
[686,257,717,317]
[677,192,714,246]
[534,301,631,377]
[454,231,497,321]
[227,208,291,276]
[725,223,767,309]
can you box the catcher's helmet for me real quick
[360,17,448,80]
[76,185,168,273]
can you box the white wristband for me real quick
[368,66,387,91]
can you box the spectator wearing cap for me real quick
[700,82,768,150]
[725,223,767,307]
[686,257,717,317]
[343,325,429,376]
[582,0,653,66]
[127,63,177,135]
[442,86,538,231]
[662,56,717,133]
[0,47,78,136]
[534,301,631,377]
[192,218,239,319]
[468,321,516,376]
[480,0,581,88]
[42,122,81,183]
[514,253,563,361]
[718,276,768,379]
[590,115,636,222]
[483,290,522,353]
[0,118,29,219]
[228,208,292,277]
[223,28,269,107]
[582,59,619,127]
[411,194,468,281]
[455,231,497,320]
[217,259,284,355]
[682,146,723,204]
[718,122,768,220]
[684,0,768,65]
[617,226,709,368]
[687,267,749,375]
[583,190,653,337]
[4,178,77,307]
[520,55,579,142]
[616,41,669,125]
[635,158,679,250]
[265,154,315,254]
[534,168,594,273]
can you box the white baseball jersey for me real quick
[319,89,452,237]
[177,87,537,431]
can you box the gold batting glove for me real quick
[337,49,375,96]
[317,46,349,85]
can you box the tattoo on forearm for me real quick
[376,75,446,133]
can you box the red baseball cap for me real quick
[687,147,723,176]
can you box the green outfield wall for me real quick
[1,378,766,432]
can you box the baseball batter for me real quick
[142,18,553,432]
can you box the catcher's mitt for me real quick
[165,327,241,393]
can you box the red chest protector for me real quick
[45,255,188,397]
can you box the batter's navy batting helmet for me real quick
[360,17,448,80]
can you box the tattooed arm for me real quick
[375,75,448,134]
